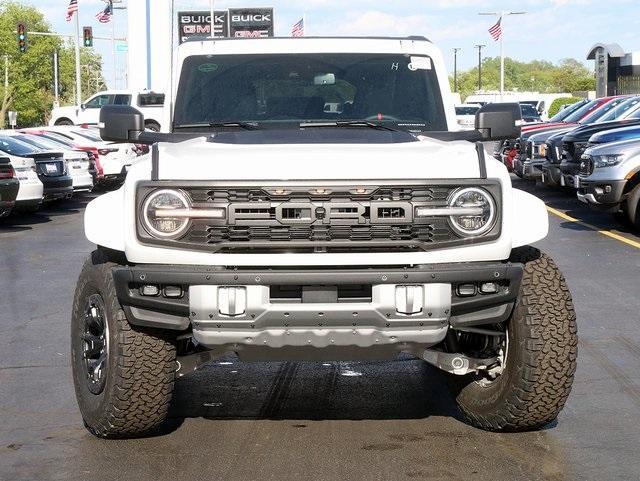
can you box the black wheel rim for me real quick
[82,294,109,395]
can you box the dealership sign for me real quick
[178,11,229,43]
[229,8,274,38]
[178,8,273,43]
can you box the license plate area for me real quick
[45,163,57,174]
[189,283,451,329]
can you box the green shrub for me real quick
[548,97,584,118]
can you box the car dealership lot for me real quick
[1,179,639,481]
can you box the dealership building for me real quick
[588,43,640,97]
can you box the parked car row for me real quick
[496,95,640,229]
[455,102,541,130]
[0,125,141,218]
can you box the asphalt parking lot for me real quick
[1,177,639,481]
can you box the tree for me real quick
[450,57,596,101]
[0,1,105,127]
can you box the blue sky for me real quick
[31,0,640,90]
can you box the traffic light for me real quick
[83,26,93,47]
[17,23,27,53]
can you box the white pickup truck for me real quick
[49,90,165,132]
[71,36,578,438]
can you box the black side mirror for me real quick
[80,103,86,110]
[99,105,145,142]
[475,103,522,141]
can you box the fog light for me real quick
[604,185,612,194]
[163,286,183,298]
[457,284,477,297]
[479,282,498,294]
[140,285,160,296]
[218,287,247,317]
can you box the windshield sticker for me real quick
[408,57,432,71]
[198,63,219,73]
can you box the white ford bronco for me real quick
[71,37,577,438]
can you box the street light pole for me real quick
[209,0,215,38]
[475,44,485,92]
[479,11,526,100]
[452,48,461,93]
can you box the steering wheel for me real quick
[365,114,400,122]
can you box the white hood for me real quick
[129,136,500,182]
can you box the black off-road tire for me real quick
[448,246,578,432]
[71,249,177,438]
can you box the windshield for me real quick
[563,100,602,123]
[41,131,76,146]
[455,106,479,115]
[71,129,102,142]
[520,104,539,117]
[12,134,57,151]
[597,97,640,122]
[548,100,586,122]
[0,136,39,156]
[582,97,628,124]
[173,53,447,131]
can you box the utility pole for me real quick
[475,44,485,92]
[452,48,461,93]
[111,1,127,89]
[479,11,526,100]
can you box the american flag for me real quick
[66,0,78,22]
[488,17,502,41]
[96,2,113,23]
[291,18,304,37]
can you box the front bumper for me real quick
[576,179,627,209]
[522,159,545,180]
[113,263,522,349]
[540,164,563,186]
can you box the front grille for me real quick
[563,141,575,161]
[136,181,502,253]
[525,141,534,159]
[195,222,453,244]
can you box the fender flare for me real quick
[510,188,549,248]
[84,189,126,252]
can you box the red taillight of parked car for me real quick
[0,164,15,179]
[83,148,103,177]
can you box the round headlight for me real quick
[448,187,496,237]
[142,189,190,239]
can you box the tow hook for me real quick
[422,350,498,376]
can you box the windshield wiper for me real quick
[300,121,400,132]
[174,121,259,131]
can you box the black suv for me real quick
[0,135,73,201]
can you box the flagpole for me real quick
[74,3,82,105]
[479,11,526,103]
[500,12,504,101]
